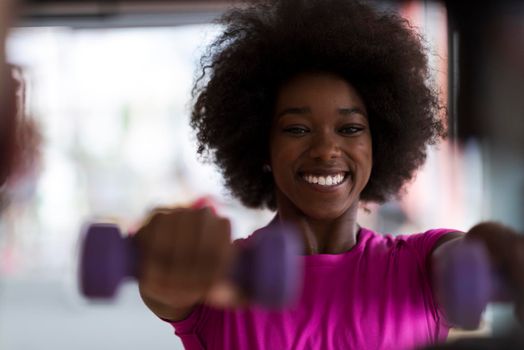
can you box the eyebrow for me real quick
[275,107,310,119]
[338,107,367,117]
[275,106,367,119]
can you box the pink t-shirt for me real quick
[168,227,454,350]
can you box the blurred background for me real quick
[0,0,522,349]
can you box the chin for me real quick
[301,205,348,221]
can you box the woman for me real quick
[136,0,524,349]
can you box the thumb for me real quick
[206,281,247,308]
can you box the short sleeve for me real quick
[401,228,460,333]
[402,228,459,266]
[162,304,207,350]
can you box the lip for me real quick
[298,167,349,176]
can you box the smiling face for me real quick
[269,72,373,220]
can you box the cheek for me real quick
[363,141,373,167]
[270,136,298,165]
[270,147,293,180]
[359,133,372,158]
[269,138,302,188]
[353,137,373,179]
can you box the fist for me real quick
[135,207,237,320]
[466,222,524,322]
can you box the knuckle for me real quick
[196,205,213,213]
[148,211,169,227]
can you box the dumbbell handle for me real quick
[79,222,302,308]
[435,239,513,329]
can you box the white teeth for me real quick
[302,173,346,186]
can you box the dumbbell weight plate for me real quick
[80,224,137,298]
[231,224,302,308]
[437,240,492,329]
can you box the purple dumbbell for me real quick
[79,222,303,308]
[435,240,512,329]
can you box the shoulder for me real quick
[360,227,462,258]
[398,228,463,266]
[398,228,462,244]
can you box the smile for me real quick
[300,172,348,187]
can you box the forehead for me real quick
[275,71,365,108]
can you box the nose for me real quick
[307,130,342,160]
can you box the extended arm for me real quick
[430,222,524,328]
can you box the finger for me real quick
[466,222,516,267]
[162,210,205,276]
[139,211,197,288]
[204,221,248,309]
[139,262,205,308]
[192,216,232,289]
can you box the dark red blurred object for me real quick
[0,69,18,186]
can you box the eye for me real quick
[338,125,364,135]
[282,125,310,135]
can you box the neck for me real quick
[276,201,360,255]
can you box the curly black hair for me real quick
[191,0,446,210]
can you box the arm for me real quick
[431,222,524,328]
[431,231,466,254]
[430,232,465,327]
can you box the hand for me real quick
[466,221,524,322]
[135,207,240,321]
